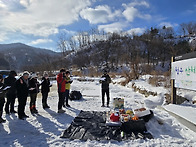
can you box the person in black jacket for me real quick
[29,74,40,114]
[0,74,6,123]
[16,71,30,120]
[41,73,51,109]
[4,70,17,114]
[100,70,111,107]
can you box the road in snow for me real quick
[0,79,196,147]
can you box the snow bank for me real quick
[0,78,196,146]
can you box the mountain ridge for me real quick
[0,43,60,70]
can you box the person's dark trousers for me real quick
[0,98,5,112]
[30,93,37,111]
[5,93,16,113]
[42,92,48,107]
[102,88,110,106]
[58,92,65,110]
[65,90,70,105]
[18,96,27,118]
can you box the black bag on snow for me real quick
[69,91,82,100]
[121,119,147,134]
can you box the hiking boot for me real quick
[66,104,71,107]
[6,111,10,115]
[34,109,38,114]
[23,114,29,118]
[19,116,24,120]
[101,105,105,107]
[0,118,6,123]
[30,109,34,114]
[43,105,50,109]
[0,111,6,123]
[58,109,65,113]
[10,110,17,113]
[46,105,50,108]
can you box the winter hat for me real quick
[60,68,66,73]
[103,69,108,74]
[43,72,49,77]
[10,70,17,76]
[66,71,70,75]
[23,71,30,76]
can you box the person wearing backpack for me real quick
[56,68,66,113]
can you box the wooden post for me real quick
[171,56,176,104]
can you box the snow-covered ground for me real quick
[0,78,196,147]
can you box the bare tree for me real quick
[57,32,69,56]
[179,22,196,36]
[69,37,78,51]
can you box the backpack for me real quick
[69,91,82,100]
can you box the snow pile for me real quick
[163,104,196,125]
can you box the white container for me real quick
[133,108,151,117]
[113,98,124,109]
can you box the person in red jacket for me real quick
[56,68,66,113]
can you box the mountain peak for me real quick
[0,43,60,70]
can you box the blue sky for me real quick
[0,0,195,51]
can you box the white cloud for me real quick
[122,1,151,22]
[127,27,146,35]
[0,1,6,8]
[159,22,179,28]
[80,5,121,24]
[30,39,53,45]
[19,0,31,8]
[128,1,150,8]
[122,6,138,22]
[0,32,8,42]
[98,22,128,33]
[0,0,91,37]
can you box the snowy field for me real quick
[0,78,196,147]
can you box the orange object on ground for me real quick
[132,115,139,121]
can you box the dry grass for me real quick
[148,76,159,87]
[163,71,171,77]
[72,70,83,77]
[148,75,165,87]
[120,78,130,86]
[141,64,154,75]
[109,72,117,79]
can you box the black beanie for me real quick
[10,70,17,76]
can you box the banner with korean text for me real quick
[171,58,196,90]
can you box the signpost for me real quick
[171,51,196,104]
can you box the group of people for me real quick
[0,68,111,122]
[56,68,72,113]
[0,70,51,121]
